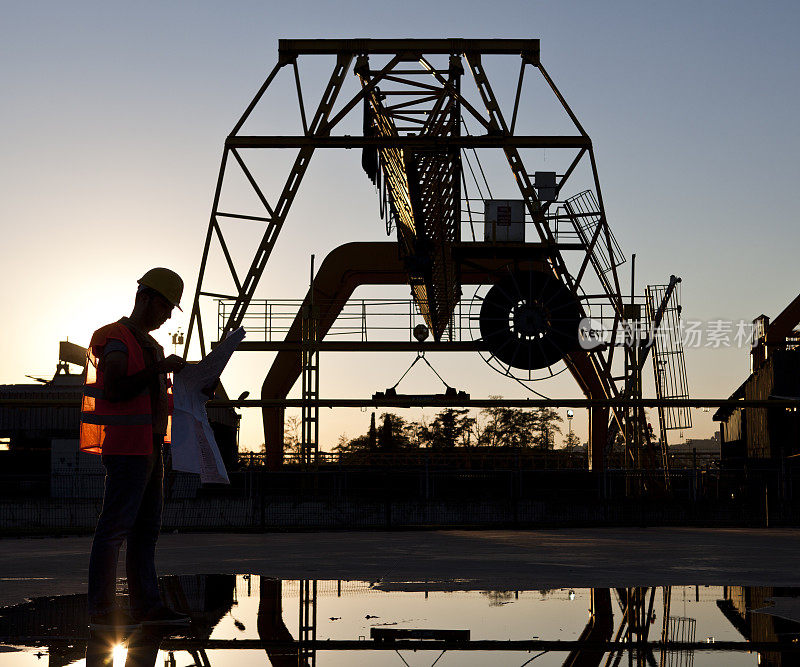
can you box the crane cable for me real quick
[389,350,454,393]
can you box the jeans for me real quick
[87,437,164,617]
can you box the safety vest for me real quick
[80,320,158,455]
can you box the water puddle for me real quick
[1,576,797,665]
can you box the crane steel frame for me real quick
[183,39,636,471]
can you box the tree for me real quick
[477,401,538,448]
[378,412,411,451]
[465,412,482,448]
[478,397,505,447]
[478,396,540,447]
[406,416,431,449]
[367,412,378,452]
[501,408,537,448]
[283,415,301,455]
[333,429,374,455]
[429,408,475,449]
[335,412,419,455]
[534,408,563,450]
[333,433,350,454]
[563,430,581,452]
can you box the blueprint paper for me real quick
[171,327,246,484]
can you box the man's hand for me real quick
[102,351,184,401]
[160,355,187,374]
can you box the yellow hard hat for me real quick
[137,267,184,311]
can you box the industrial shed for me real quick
[714,300,800,466]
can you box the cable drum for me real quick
[478,270,582,371]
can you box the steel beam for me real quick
[5,398,799,409]
[226,135,591,149]
[235,397,800,409]
[234,341,490,352]
[279,38,540,59]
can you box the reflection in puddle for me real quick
[1,577,798,665]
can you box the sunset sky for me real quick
[2,1,799,450]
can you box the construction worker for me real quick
[81,268,191,631]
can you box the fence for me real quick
[1,464,799,533]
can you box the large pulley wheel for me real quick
[479,270,582,370]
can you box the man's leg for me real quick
[126,438,164,618]
[88,455,150,616]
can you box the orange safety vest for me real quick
[80,320,171,455]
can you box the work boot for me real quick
[89,608,141,631]
[136,605,191,627]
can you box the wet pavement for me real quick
[4,527,800,609]
[2,576,800,665]
[4,529,800,664]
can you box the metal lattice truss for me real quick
[186,39,625,348]
[646,282,692,433]
[183,39,659,470]
[358,55,462,340]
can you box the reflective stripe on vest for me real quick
[80,412,153,426]
[82,384,149,401]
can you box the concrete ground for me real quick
[1,527,799,607]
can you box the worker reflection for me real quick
[81,268,191,630]
[85,627,166,667]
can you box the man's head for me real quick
[132,268,183,332]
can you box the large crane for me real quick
[184,39,686,472]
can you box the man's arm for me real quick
[101,350,186,402]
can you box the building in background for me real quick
[714,296,800,469]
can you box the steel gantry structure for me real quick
[184,38,686,472]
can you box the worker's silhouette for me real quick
[81,268,190,630]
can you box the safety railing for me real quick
[218,297,477,343]
[459,196,587,245]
